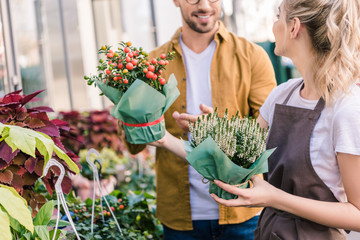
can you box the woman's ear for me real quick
[289,17,302,39]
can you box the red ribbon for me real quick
[122,115,164,127]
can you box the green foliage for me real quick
[0,184,33,240]
[79,148,128,180]
[8,199,69,240]
[65,190,163,240]
[0,123,79,175]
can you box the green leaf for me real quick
[0,187,34,233]
[0,208,11,240]
[0,184,27,206]
[9,215,22,232]
[6,126,36,157]
[48,219,70,227]
[0,124,54,160]
[34,201,54,226]
[34,225,50,240]
[53,145,80,174]
[20,232,32,240]
[49,229,62,240]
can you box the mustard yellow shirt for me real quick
[122,22,276,230]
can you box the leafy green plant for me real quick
[9,198,70,240]
[0,90,80,213]
[64,190,163,240]
[0,184,33,240]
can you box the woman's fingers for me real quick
[213,180,242,195]
[210,193,242,207]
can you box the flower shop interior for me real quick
[0,0,358,239]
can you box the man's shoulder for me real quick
[149,41,172,55]
[221,30,265,56]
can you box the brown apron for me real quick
[255,81,346,240]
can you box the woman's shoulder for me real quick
[331,83,360,120]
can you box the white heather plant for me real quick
[189,108,269,169]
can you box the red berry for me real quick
[111,207,115,211]
[124,47,130,53]
[126,63,134,70]
[148,65,155,72]
[146,71,154,79]
[118,198,122,202]
[118,63,124,69]
[74,209,78,213]
[123,79,129,84]
[159,78,166,85]
[109,50,113,53]
[105,69,111,75]
[128,53,133,58]
[158,60,165,65]
[160,54,166,59]
[143,68,148,73]
[145,62,150,66]
[151,58,157,64]
[113,77,118,81]
[107,53,114,58]
[158,69,162,74]
[125,56,131,62]
[131,59,138,66]
[119,205,124,210]
[165,60,169,65]
[152,75,157,81]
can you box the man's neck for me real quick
[181,22,219,53]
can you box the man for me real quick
[122,0,276,239]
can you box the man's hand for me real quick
[172,104,213,132]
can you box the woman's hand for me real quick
[147,130,188,160]
[210,176,281,208]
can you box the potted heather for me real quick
[185,108,276,200]
[84,41,180,144]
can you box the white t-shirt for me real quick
[180,35,219,220]
[260,78,360,201]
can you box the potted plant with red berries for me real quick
[85,41,179,144]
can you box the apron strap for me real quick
[282,79,325,113]
[282,80,304,105]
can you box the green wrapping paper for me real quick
[184,136,276,200]
[95,74,180,144]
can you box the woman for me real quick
[208,0,360,239]
[153,0,360,238]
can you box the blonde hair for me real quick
[284,0,360,103]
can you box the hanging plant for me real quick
[0,89,80,214]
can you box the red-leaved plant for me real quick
[58,110,126,155]
[0,89,81,214]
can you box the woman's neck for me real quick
[291,50,320,100]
